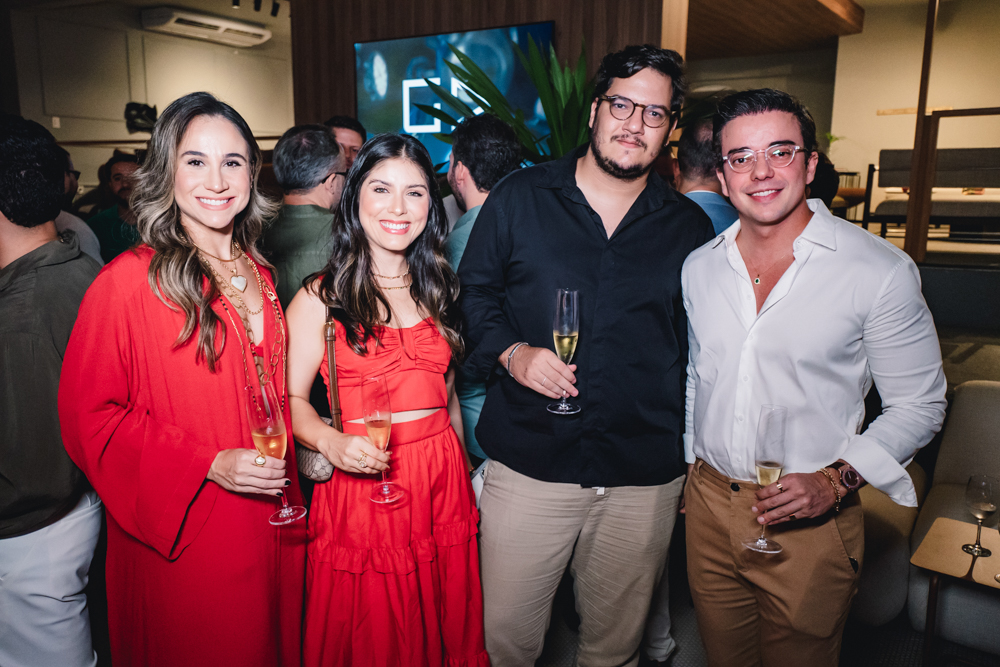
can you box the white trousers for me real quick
[0,490,102,667]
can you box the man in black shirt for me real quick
[0,114,102,667]
[459,45,714,666]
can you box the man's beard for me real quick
[115,190,132,210]
[448,172,467,211]
[589,127,656,182]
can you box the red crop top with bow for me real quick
[319,317,452,422]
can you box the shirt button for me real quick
[743,375,749,382]
[731,482,741,492]
[737,415,744,422]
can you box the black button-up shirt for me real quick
[0,232,100,537]
[458,146,714,487]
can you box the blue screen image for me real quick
[355,22,554,168]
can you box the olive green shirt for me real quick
[262,204,335,309]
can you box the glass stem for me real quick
[976,519,984,548]
[280,493,290,511]
[381,470,388,485]
[759,524,767,541]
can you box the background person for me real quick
[54,146,103,264]
[286,133,489,667]
[322,114,366,169]
[671,117,738,235]
[445,112,521,465]
[85,152,140,262]
[0,113,103,667]
[263,123,345,309]
[58,92,306,667]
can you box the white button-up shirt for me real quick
[681,200,947,506]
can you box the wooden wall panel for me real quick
[290,0,663,124]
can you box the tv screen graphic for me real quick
[355,22,553,168]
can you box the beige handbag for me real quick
[296,307,342,482]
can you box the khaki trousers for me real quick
[479,460,685,667]
[685,459,863,667]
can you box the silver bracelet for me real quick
[506,342,529,375]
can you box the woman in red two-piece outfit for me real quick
[58,92,305,666]
[286,133,489,667]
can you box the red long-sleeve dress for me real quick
[58,247,306,667]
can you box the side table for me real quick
[910,517,1000,666]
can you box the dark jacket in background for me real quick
[0,231,101,538]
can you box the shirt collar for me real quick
[0,231,83,293]
[534,144,677,208]
[452,204,482,232]
[713,198,838,251]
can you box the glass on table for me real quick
[245,381,307,526]
[963,474,997,557]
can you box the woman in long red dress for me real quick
[286,133,489,666]
[58,92,306,666]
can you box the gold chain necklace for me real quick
[199,243,263,315]
[376,275,413,291]
[218,270,287,408]
[373,268,410,280]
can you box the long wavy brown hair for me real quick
[309,133,462,358]
[132,92,278,371]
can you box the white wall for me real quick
[11,2,294,189]
[686,48,839,152]
[830,0,1000,206]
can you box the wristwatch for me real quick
[826,461,862,493]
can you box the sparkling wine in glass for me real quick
[245,381,307,526]
[363,376,404,504]
[547,288,580,416]
[963,475,997,557]
[743,404,787,554]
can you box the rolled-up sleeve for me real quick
[842,258,947,506]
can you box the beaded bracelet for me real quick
[818,467,842,513]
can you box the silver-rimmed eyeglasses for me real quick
[598,95,673,129]
[722,144,804,173]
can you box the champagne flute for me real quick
[963,475,997,557]
[547,288,580,415]
[245,381,307,526]
[743,405,787,554]
[363,376,404,504]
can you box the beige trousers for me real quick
[685,459,863,667]
[478,460,685,667]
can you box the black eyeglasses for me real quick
[323,171,348,182]
[68,170,81,179]
[598,95,673,129]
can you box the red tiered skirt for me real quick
[303,409,490,667]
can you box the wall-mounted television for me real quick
[355,22,553,168]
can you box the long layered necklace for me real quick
[197,242,286,407]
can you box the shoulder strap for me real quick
[325,306,343,432]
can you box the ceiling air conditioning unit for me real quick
[141,8,272,48]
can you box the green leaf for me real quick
[422,78,475,118]
[413,103,461,128]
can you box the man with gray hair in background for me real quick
[262,124,346,308]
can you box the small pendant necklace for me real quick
[744,250,792,286]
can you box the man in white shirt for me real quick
[681,88,947,667]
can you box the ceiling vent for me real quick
[141,8,272,47]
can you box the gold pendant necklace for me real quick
[198,241,248,292]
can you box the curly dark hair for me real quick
[309,133,462,358]
[593,44,687,117]
[0,114,64,228]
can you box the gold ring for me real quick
[776,482,784,493]
[253,455,266,466]
[358,452,368,468]
[789,513,797,521]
